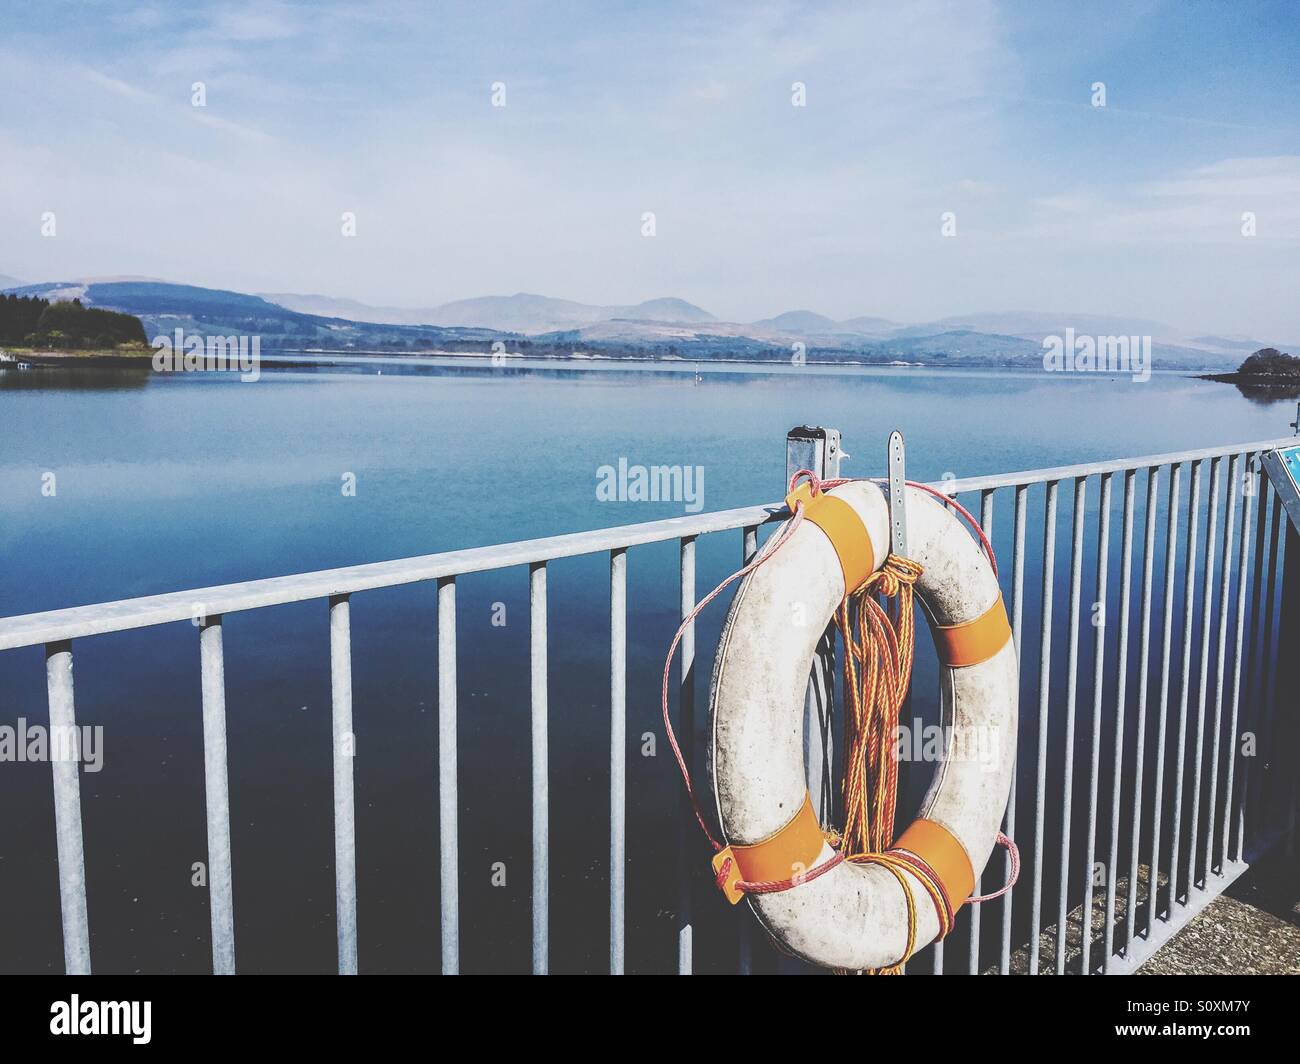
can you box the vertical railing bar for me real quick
[1028,479,1059,975]
[530,561,550,975]
[1146,462,1182,934]
[199,616,235,975]
[609,549,627,975]
[1283,510,1297,861]
[437,576,459,974]
[329,594,358,975]
[1168,460,1203,912]
[1204,456,1239,879]
[1251,492,1284,837]
[999,484,1027,975]
[1283,512,1298,858]
[966,487,994,974]
[1236,474,1270,861]
[1097,471,1128,972]
[1187,457,1222,892]
[1054,475,1087,974]
[1080,473,1112,974]
[1222,456,1256,867]
[678,535,697,975]
[738,526,758,975]
[1124,466,1159,955]
[45,639,91,975]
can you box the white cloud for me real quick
[0,1,1295,339]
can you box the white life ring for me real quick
[707,479,1017,970]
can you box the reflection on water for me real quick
[1230,379,1300,404]
[0,364,151,391]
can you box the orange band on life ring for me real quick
[931,594,1012,668]
[713,792,824,904]
[893,817,976,910]
[786,483,876,595]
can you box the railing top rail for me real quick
[0,435,1290,651]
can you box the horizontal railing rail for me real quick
[1,433,1295,976]
[1,436,1294,652]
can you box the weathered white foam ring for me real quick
[708,481,1017,970]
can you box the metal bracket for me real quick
[786,425,843,486]
[887,431,908,558]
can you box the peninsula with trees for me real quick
[0,293,148,355]
[1199,347,1300,398]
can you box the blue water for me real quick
[0,359,1291,973]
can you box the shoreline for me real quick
[0,346,1246,377]
[1197,371,1300,386]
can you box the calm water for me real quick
[0,359,1291,973]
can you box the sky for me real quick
[1,0,1298,338]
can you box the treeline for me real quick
[1237,347,1300,377]
[0,294,148,349]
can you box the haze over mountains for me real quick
[1,274,1291,369]
[260,291,718,332]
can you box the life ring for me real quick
[707,479,1017,970]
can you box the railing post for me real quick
[329,594,358,975]
[609,549,627,974]
[1282,418,1297,861]
[45,640,90,974]
[199,615,236,974]
[530,561,549,975]
[1259,433,1300,856]
[1275,423,1299,855]
[437,576,459,974]
[677,536,696,975]
[1283,520,1299,856]
[785,427,843,827]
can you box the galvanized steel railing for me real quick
[0,434,1295,975]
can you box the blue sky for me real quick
[1,0,1297,337]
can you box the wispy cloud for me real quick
[1,0,1297,338]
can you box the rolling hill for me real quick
[262,291,717,333]
[0,275,1279,369]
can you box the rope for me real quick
[969,832,1020,902]
[835,554,922,857]
[831,552,941,973]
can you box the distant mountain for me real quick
[4,280,86,301]
[258,293,442,326]
[620,297,716,324]
[895,311,1177,344]
[1185,334,1299,354]
[749,310,901,336]
[20,281,504,351]
[264,290,716,334]
[0,273,25,290]
[7,275,1280,369]
[837,315,901,335]
[752,310,841,333]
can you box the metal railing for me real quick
[1,434,1295,975]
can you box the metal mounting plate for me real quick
[888,431,908,557]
